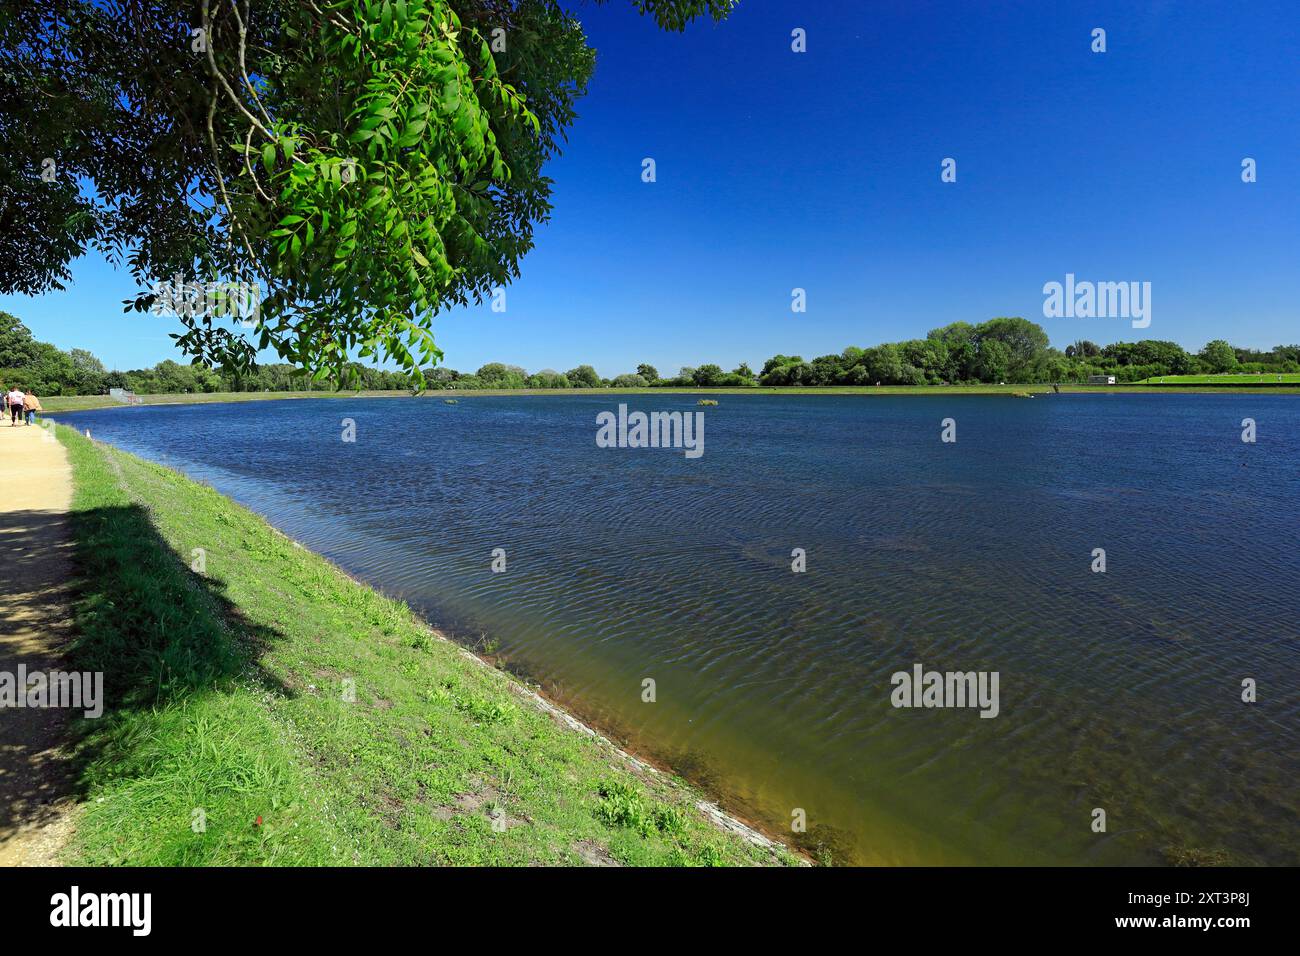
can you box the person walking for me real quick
[23,390,41,425]
[7,386,24,426]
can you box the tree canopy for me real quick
[2,303,1297,396]
[0,0,733,385]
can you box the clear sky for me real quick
[3,0,1297,377]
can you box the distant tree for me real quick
[861,344,904,384]
[761,354,799,377]
[759,355,810,385]
[565,364,602,388]
[927,322,979,381]
[67,354,105,393]
[636,363,660,384]
[774,361,815,386]
[477,363,528,388]
[1102,342,1136,366]
[0,311,40,368]
[974,317,1050,381]
[840,364,873,386]
[1044,353,1076,382]
[68,348,105,375]
[975,339,1012,383]
[1199,339,1238,373]
[927,321,977,346]
[1130,340,1195,374]
[611,373,648,388]
[422,367,460,390]
[26,341,77,394]
[528,369,571,388]
[900,339,948,383]
[897,363,926,386]
[803,355,839,386]
[692,364,726,386]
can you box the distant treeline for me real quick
[4,311,1297,395]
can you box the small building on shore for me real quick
[1087,375,1117,385]
[108,387,142,404]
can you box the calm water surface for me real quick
[63,394,1300,864]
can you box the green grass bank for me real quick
[1133,373,1300,386]
[54,424,797,866]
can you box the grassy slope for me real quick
[42,380,1300,413]
[1134,373,1300,385]
[56,425,795,866]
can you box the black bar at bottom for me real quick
[0,865,1285,942]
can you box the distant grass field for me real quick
[41,380,1300,414]
[55,424,795,866]
[1134,373,1300,386]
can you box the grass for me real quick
[41,378,1300,415]
[54,423,797,866]
[1133,373,1300,386]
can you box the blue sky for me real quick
[3,0,1297,376]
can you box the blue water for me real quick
[62,393,1300,864]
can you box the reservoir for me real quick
[60,393,1300,865]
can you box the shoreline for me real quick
[41,382,1300,415]
[278,531,804,864]
[50,424,803,867]
[253,516,805,863]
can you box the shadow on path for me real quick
[0,508,78,854]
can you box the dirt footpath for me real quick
[0,420,77,865]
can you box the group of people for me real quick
[2,386,42,426]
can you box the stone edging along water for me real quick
[498,662,799,859]
[267,524,804,863]
[367,566,802,862]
